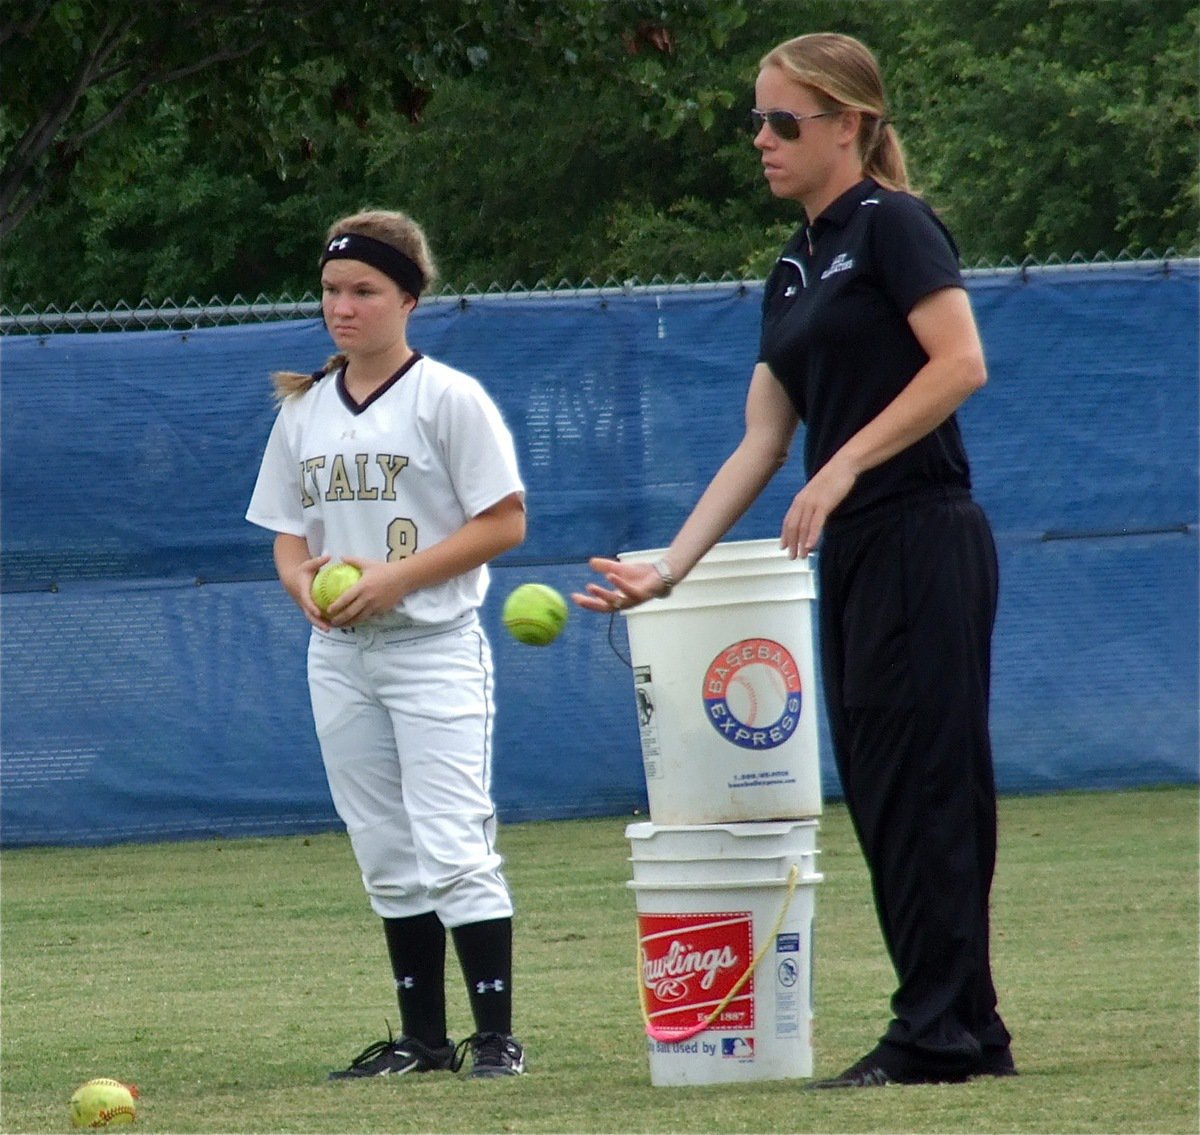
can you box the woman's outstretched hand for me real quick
[571,557,667,613]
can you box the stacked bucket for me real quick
[619,540,824,1087]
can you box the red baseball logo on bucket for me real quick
[638,912,755,1037]
[703,638,802,750]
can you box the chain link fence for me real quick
[0,249,1188,335]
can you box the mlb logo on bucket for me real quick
[722,1037,755,1060]
[639,912,755,1035]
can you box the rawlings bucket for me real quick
[627,820,822,1086]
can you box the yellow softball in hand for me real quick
[311,560,363,613]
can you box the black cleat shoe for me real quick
[807,1057,897,1089]
[976,1046,1019,1077]
[807,1048,972,1089]
[457,1031,526,1078]
[329,1028,455,1079]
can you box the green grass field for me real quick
[1,786,1196,1134]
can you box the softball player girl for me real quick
[247,209,527,1079]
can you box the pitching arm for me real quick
[575,363,799,611]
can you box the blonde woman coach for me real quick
[575,33,1015,1088]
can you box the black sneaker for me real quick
[807,1055,897,1089]
[807,1047,972,1089]
[329,1030,455,1079]
[458,1032,526,1078]
[976,1046,1019,1077]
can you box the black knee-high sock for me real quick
[382,912,448,1047]
[450,917,513,1035]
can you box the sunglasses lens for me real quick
[768,112,800,140]
[752,111,800,140]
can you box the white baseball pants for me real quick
[307,614,513,927]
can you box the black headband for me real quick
[320,232,426,297]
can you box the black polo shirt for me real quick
[759,178,973,521]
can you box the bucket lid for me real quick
[619,537,803,565]
[619,539,812,575]
[627,873,824,890]
[617,540,814,608]
[626,820,819,840]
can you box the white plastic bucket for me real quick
[627,821,822,1086]
[619,539,821,825]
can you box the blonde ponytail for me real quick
[270,352,347,403]
[863,117,908,192]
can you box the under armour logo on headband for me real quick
[320,231,426,298]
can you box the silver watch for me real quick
[652,558,677,597]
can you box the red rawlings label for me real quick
[638,911,754,1035]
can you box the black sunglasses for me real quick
[750,108,837,141]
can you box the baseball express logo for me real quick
[703,638,802,750]
[638,912,754,1035]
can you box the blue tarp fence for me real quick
[2,262,1197,846]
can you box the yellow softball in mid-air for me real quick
[502,583,569,646]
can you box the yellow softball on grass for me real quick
[69,1079,138,1128]
[503,583,568,645]
[311,560,362,613]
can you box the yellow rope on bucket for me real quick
[636,863,801,1043]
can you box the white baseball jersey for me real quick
[246,353,524,624]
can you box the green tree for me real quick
[2,0,762,304]
[0,0,742,239]
[880,0,1199,260]
[2,0,1195,309]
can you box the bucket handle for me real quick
[636,863,800,1043]
[607,611,632,668]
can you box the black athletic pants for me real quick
[818,487,1011,1075]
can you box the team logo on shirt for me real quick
[820,252,855,280]
[702,638,802,750]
